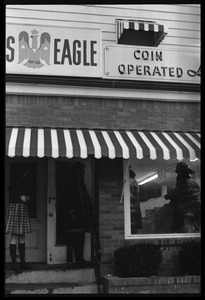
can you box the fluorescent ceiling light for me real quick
[190,158,198,162]
[139,174,158,185]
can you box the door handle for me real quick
[49,196,56,203]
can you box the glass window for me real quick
[125,158,201,237]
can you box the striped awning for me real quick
[6,127,200,161]
[117,20,168,46]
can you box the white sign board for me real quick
[103,45,200,84]
[6,24,102,77]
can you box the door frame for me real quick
[46,157,96,264]
[5,157,47,262]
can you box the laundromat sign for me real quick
[6,24,102,77]
[103,45,200,84]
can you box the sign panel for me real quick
[6,24,102,77]
[103,45,200,84]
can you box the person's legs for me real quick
[74,232,85,263]
[9,235,22,273]
[18,234,32,270]
[66,231,74,264]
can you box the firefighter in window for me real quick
[164,162,200,233]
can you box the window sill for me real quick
[125,233,201,240]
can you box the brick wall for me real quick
[6,95,200,132]
[97,158,125,275]
[101,275,201,294]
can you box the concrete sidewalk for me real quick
[6,282,99,294]
[5,263,102,295]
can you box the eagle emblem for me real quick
[18,29,51,68]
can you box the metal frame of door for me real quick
[5,157,47,262]
[46,157,95,264]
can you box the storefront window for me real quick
[124,158,201,237]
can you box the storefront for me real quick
[5,4,200,275]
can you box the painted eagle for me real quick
[18,31,51,68]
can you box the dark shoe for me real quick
[81,259,90,264]
[11,263,23,274]
[20,262,32,270]
[76,259,90,265]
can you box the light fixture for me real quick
[190,158,199,162]
[139,174,158,185]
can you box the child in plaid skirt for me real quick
[6,170,32,273]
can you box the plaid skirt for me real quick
[5,203,32,235]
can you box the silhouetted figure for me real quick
[65,162,92,265]
[164,162,200,233]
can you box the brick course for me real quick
[6,95,200,132]
[101,275,201,294]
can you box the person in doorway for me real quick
[5,169,32,273]
[129,168,142,233]
[164,162,200,233]
[65,162,93,265]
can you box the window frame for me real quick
[123,159,201,240]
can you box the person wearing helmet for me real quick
[164,162,200,233]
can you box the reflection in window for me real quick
[129,168,142,234]
[129,158,201,235]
